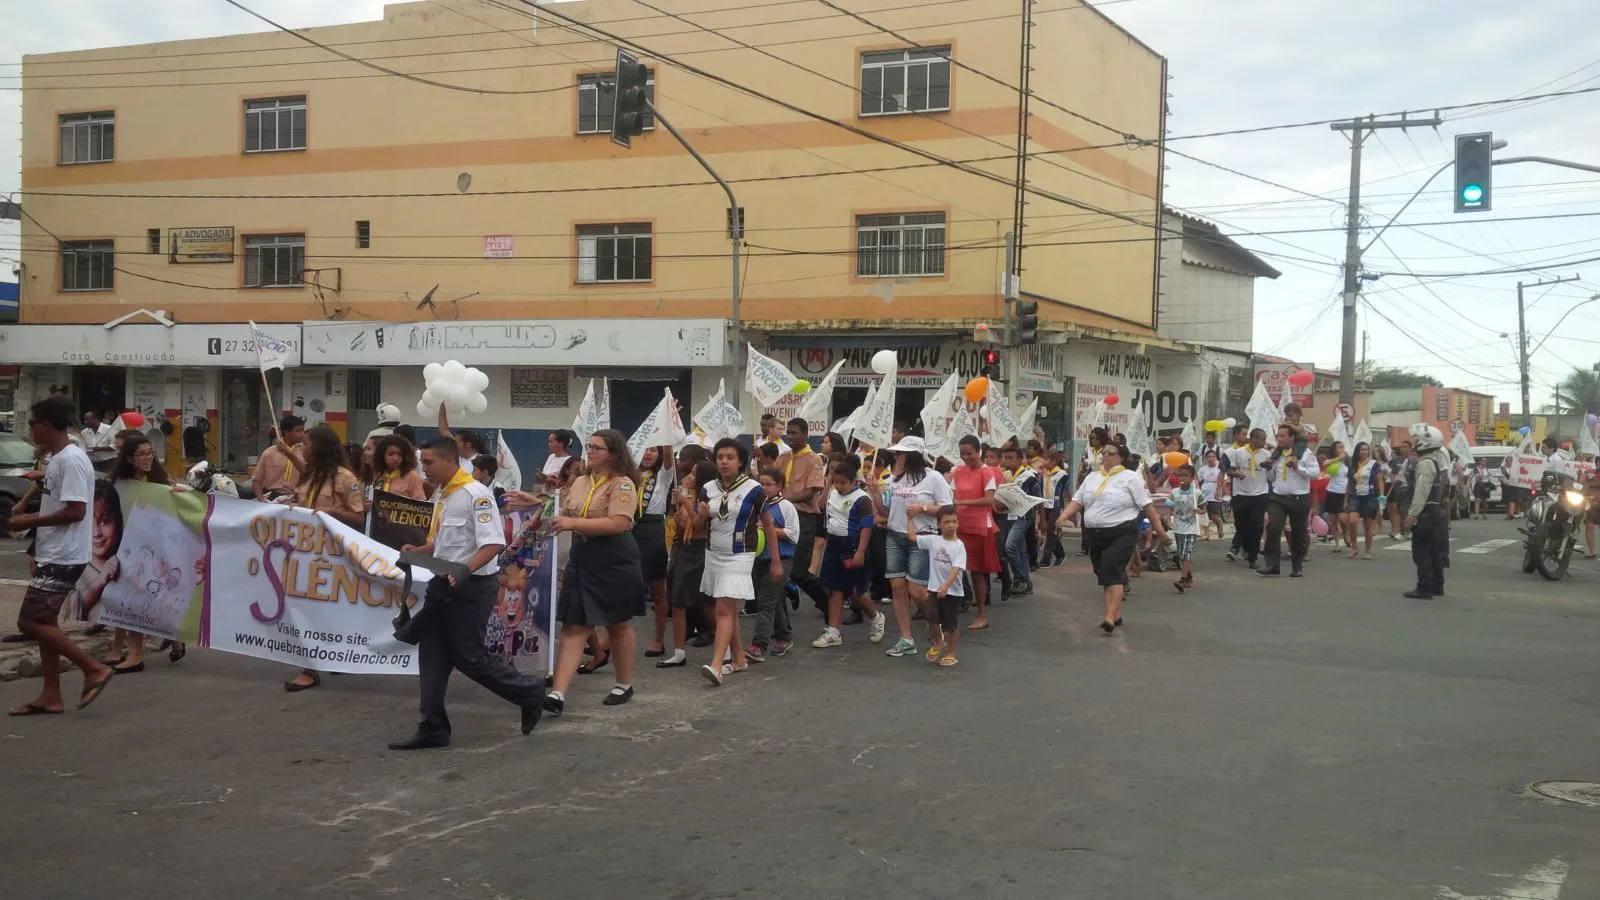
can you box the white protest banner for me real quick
[984,379,1022,446]
[994,482,1046,517]
[494,429,524,492]
[1180,417,1200,456]
[629,388,684,458]
[573,379,602,446]
[1244,379,1276,427]
[1448,429,1474,462]
[693,379,745,442]
[1016,397,1040,445]
[1354,419,1373,450]
[1511,451,1546,491]
[798,360,844,422]
[1328,415,1352,451]
[745,344,800,408]
[854,370,897,449]
[1126,408,1156,462]
[96,482,424,674]
[920,374,961,458]
[250,320,293,373]
[936,405,976,464]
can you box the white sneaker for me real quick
[812,628,842,648]
[868,611,887,644]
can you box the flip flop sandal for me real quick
[938,656,959,667]
[9,703,63,716]
[76,674,113,711]
[925,644,945,662]
[967,621,990,631]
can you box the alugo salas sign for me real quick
[784,344,988,389]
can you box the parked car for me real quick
[0,431,37,531]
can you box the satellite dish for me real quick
[415,284,439,310]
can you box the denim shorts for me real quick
[884,529,931,586]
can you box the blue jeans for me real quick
[1002,517,1032,585]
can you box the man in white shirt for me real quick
[1542,437,1570,480]
[8,395,116,715]
[80,411,115,466]
[390,437,547,750]
[1225,428,1273,569]
[1260,423,1321,577]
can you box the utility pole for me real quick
[1359,329,1369,390]
[1329,113,1442,408]
[1003,232,1018,402]
[1516,275,1580,427]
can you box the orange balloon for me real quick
[964,377,990,403]
[1163,451,1190,469]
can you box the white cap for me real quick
[376,403,401,425]
[886,435,926,454]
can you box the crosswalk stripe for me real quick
[1459,538,1521,554]
[1386,537,1459,551]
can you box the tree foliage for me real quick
[1356,362,1441,389]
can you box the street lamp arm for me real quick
[1530,295,1599,357]
[1493,156,1600,176]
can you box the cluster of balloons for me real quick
[1287,370,1315,389]
[1203,417,1239,432]
[419,360,491,418]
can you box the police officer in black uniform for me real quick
[1403,424,1450,599]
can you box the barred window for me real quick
[577,224,652,283]
[856,213,946,277]
[59,112,115,164]
[245,97,307,152]
[61,241,114,291]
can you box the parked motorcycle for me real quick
[1520,470,1585,580]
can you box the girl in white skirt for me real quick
[698,438,781,686]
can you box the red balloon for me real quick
[1103,393,1120,406]
[120,411,145,429]
[1287,370,1314,388]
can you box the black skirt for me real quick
[1085,520,1140,587]
[558,532,647,628]
[634,516,669,582]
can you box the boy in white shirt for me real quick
[914,505,968,667]
[1167,464,1200,592]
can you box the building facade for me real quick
[9,0,1171,474]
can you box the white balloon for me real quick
[420,388,440,409]
[1224,417,1237,429]
[466,392,488,414]
[444,382,468,409]
[870,349,898,375]
[423,362,443,382]
[442,359,466,377]
[416,399,432,418]
[466,368,490,392]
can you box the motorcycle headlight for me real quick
[1563,489,1585,508]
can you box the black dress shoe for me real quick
[603,686,634,706]
[542,693,565,716]
[644,647,665,658]
[1100,621,1115,634]
[690,633,713,648]
[1257,568,1281,576]
[1113,617,1123,627]
[388,733,450,751]
[1403,590,1436,599]
[521,702,543,735]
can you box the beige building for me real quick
[7,0,1166,474]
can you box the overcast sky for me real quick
[4,0,1598,408]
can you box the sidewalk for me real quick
[0,585,115,680]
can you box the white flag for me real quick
[1578,425,1599,458]
[1180,417,1200,456]
[628,388,684,459]
[745,344,800,408]
[1016,397,1040,444]
[1328,415,1351,451]
[919,374,960,458]
[1126,408,1156,462]
[936,405,976,464]
[494,429,523,492]
[599,378,611,431]
[249,320,292,373]
[798,360,844,422]
[573,380,603,446]
[854,370,897,450]
[984,379,1022,446]
[1448,428,1474,462]
[693,379,745,443]
[1354,419,1373,450]
[836,382,876,445]
[1244,379,1274,427]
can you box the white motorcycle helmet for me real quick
[1408,423,1443,453]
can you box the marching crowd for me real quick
[5,390,1547,749]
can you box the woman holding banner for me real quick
[102,434,186,673]
[546,429,646,712]
[280,427,367,692]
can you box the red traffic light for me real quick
[982,349,999,366]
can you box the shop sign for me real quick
[0,323,300,367]
[302,319,726,367]
[169,226,235,263]
[782,343,987,389]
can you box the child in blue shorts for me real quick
[812,456,885,648]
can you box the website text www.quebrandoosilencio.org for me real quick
[233,633,412,668]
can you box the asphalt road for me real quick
[2,518,1598,899]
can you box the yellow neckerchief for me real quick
[281,446,294,483]
[784,446,812,483]
[381,471,396,493]
[425,468,477,542]
[1093,465,1125,496]
[1281,449,1298,481]
[1011,464,1030,481]
[581,475,611,517]
[1245,446,1259,476]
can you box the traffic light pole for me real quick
[644,99,743,374]
[1329,113,1442,409]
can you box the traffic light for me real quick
[1453,132,1493,213]
[611,49,650,149]
[1013,299,1039,345]
[982,348,1001,381]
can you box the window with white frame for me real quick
[244,96,307,153]
[577,71,655,135]
[859,48,952,117]
[856,213,946,277]
[59,112,115,165]
[577,224,652,283]
[243,234,305,288]
[60,240,115,291]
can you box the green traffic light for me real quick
[1461,184,1485,204]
